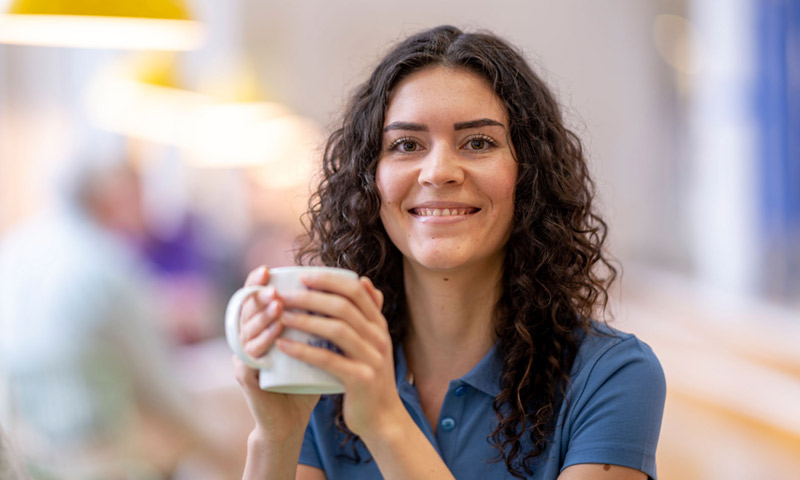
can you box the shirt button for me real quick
[454,385,467,397]
[440,417,456,431]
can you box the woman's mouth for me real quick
[410,207,480,217]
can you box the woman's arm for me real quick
[236,355,320,479]
[296,464,326,480]
[243,427,304,479]
[232,266,321,480]
[558,464,647,480]
[356,410,456,480]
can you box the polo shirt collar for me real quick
[460,343,503,397]
[395,342,503,397]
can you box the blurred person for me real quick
[144,213,229,345]
[0,140,240,479]
[233,26,666,480]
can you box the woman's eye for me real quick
[389,138,420,153]
[470,139,487,150]
[401,141,417,152]
[464,135,496,151]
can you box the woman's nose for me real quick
[418,145,465,187]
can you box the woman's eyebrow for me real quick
[384,121,427,132]
[454,118,505,130]
[383,118,505,132]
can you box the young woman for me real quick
[233,25,666,480]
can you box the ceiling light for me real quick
[0,0,204,50]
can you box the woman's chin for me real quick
[405,252,500,276]
[402,253,460,273]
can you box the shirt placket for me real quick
[435,380,468,464]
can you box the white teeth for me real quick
[416,208,471,217]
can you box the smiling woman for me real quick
[231,25,666,480]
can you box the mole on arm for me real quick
[603,464,611,471]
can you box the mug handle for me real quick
[225,285,273,369]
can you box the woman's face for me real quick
[376,66,518,274]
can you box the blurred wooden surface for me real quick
[618,267,800,480]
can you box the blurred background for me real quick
[0,0,798,479]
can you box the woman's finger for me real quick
[232,354,260,391]
[299,273,385,326]
[241,300,281,341]
[360,277,385,311]
[245,319,285,358]
[277,339,376,386]
[282,289,385,349]
[246,285,279,319]
[280,311,382,366]
[241,266,271,321]
[244,265,269,287]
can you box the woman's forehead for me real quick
[384,66,508,127]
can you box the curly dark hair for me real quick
[295,25,617,478]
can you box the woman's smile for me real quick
[409,202,481,222]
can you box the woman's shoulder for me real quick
[557,321,666,479]
[571,320,665,391]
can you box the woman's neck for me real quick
[401,257,503,384]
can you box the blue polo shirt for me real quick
[299,323,666,479]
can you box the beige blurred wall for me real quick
[0,0,686,272]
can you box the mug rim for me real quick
[267,266,358,277]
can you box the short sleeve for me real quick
[298,419,323,469]
[562,336,666,479]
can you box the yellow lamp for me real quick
[0,0,204,50]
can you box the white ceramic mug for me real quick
[225,266,356,394]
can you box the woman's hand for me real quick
[275,272,404,439]
[232,266,320,442]
[271,270,455,480]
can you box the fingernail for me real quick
[300,273,319,284]
[266,300,279,317]
[277,338,294,352]
[258,286,276,303]
[281,311,296,324]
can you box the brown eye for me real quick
[470,139,486,150]
[464,135,497,152]
[389,137,420,153]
